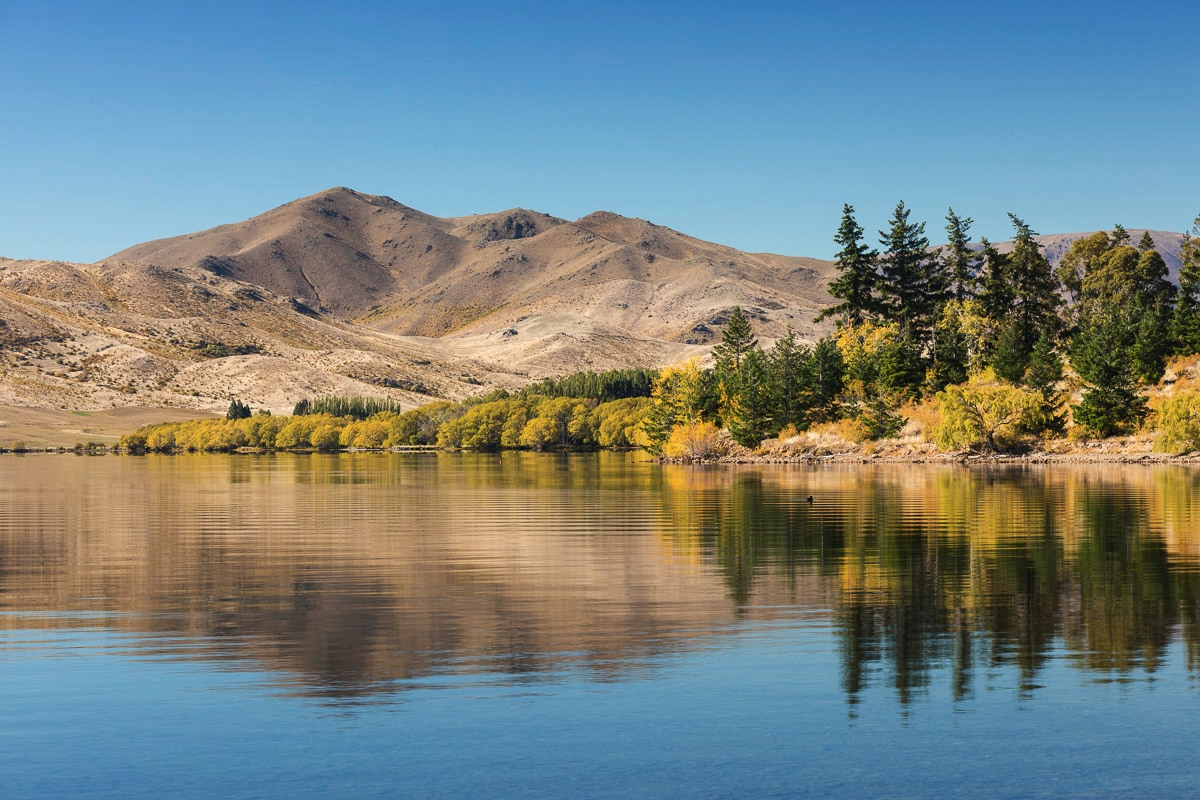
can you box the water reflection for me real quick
[3,454,1200,707]
[658,464,1200,707]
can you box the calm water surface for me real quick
[2,452,1200,798]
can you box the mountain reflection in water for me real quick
[3,452,1200,707]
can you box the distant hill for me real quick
[991,230,1185,280]
[108,187,837,344]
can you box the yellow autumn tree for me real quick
[935,368,1042,453]
[1154,392,1200,454]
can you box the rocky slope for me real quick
[109,187,836,343]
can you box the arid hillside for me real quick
[109,187,837,343]
[3,187,841,434]
[0,256,517,416]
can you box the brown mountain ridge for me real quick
[108,187,836,342]
[0,188,836,437]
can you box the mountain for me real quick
[108,187,836,343]
[1,189,837,429]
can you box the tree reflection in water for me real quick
[2,454,1200,708]
[658,464,1200,708]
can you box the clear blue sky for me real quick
[2,0,1197,262]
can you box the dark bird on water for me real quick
[806,495,813,503]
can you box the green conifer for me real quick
[816,204,880,326]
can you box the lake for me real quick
[2,452,1199,798]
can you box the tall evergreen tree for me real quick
[928,302,971,391]
[1172,214,1200,354]
[809,335,845,422]
[712,306,758,374]
[1070,228,1174,385]
[1023,332,1066,435]
[226,399,251,420]
[724,348,773,447]
[712,306,762,433]
[1004,214,1060,356]
[991,318,1030,384]
[878,201,939,339]
[1110,223,1131,248]
[765,327,814,432]
[943,208,978,302]
[976,238,1013,330]
[875,328,924,399]
[1070,306,1147,437]
[816,204,880,326]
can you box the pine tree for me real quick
[712,307,758,374]
[1131,306,1171,384]
[724,348,772,447]
[809,335,845,422]
[1110,223,1131,248]
[712,306,761,432]
[1135,245,1174,308]
[765,327,814,432]
[1172,214,1200,355]
[976,238,1013,334]
[928,302,971,392]
[227,399,251,420]
[1004,214,1060,357]
[1023,332,1065,435]
[943,208,977,302]
[816,204,880,326]
[878,201,938,339]
[1070,307,1147,437]
[875,328,924,399]
[990,318,1030,384]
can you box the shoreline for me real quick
[2,445,1197,465]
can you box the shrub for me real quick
[1154,392,1200,453]
[934,369,1042,453]
[662,421,725,460]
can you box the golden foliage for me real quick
[662,421,725,460]
[934,369,1042,452]
[1154,391,1200,454]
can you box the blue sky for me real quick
[1,0,1197,262]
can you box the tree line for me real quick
[642,205,1200,454]
[122,369,657,454]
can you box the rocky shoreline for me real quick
[662,434,1200,466]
